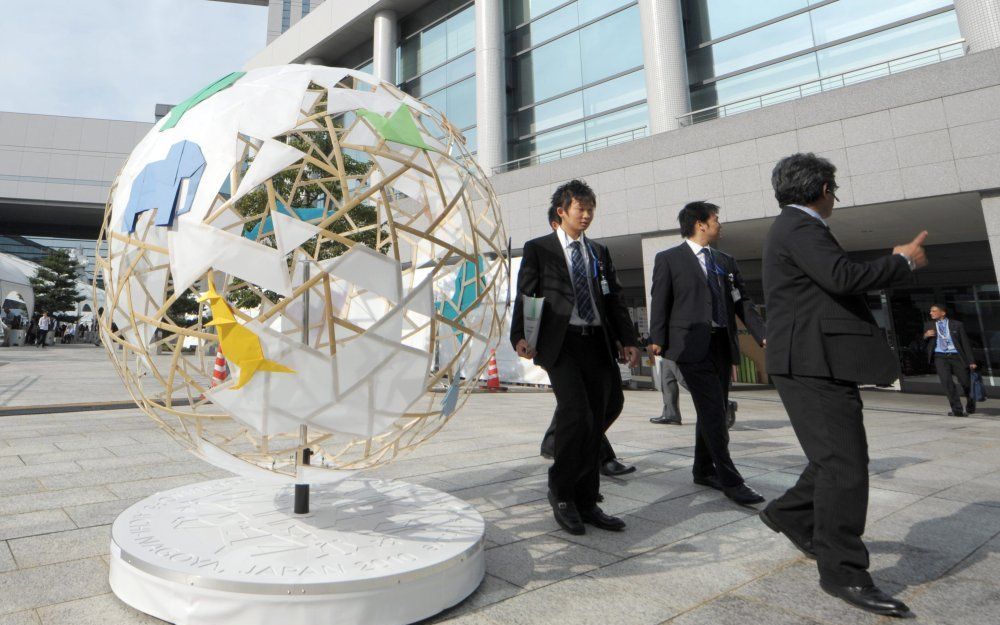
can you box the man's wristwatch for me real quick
[896,252,916,271]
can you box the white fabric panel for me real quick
[231,139,306,203]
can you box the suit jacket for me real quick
[648,242,765,364]
[510,231,638,370]
[924,318,975,366]
[762,206,912,385]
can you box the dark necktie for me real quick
[569,241,596,324]
[700,248,727,327]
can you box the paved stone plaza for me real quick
[1,346,999,624]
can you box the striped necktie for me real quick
[700,248,727,327]
[569,241,596,324]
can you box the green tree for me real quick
[228,126,377,310]
[30,249,85,316]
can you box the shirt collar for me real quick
[556,226,585,250]
[685,239,708,255]
[788,204,829,227]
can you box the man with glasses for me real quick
[761,152,928,617]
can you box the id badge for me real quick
[731,287,741,302]
[600,278,611,295]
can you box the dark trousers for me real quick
[769,374,872,587]
[544,330,618,507]
[934,354,974,414]
[541,391,620,462]
[677,331,742,487]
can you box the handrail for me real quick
[678,40,965,126]
[493,126,648,175]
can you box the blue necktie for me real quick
[700,248,727,327]
[569,241,596,324]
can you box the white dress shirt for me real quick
[685,238,711,277]
[685,238,723,327]
[556,227,601,326]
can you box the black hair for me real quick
[547,204,560,226]
[931,303,947,313]
[551,179,596,215]
[678,201,719,238]
[771,152,837,206]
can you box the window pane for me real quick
[411,65,448,97]
[446,6,475,57]
[579,5,643,84]
[513,122,586,159]
[461,126,477,154]
[507,0,570,27]
[584,103,648,140]
[517,92,584,136]
[515,31,583,106]
[447,51,476,83]
[688,12,813,83]
[816,10,961,77]
[445,77,476,129]
[509,3,579,54]
[423,89,448,117]
[683,0,808,45]
[417,22,449,75]
[578,0,634,24]
[692,52,820,110]
[810,0,953,46]
[582,69,646,116]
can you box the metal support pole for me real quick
[294,261,312,515]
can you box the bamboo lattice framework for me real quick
[95,67,509,480]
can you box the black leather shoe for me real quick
[693,474,722,491]
[722,482,765,506]
[600,458,637,476]
[819,581,914,618]
[650,416,682,425]
[579,505,626,531]
[759,508,816,559]
[548,491,584,535]
[540,447,553,459]
[948,411,967,417]
[966,405,976,415]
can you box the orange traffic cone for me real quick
[482,349,507,392]
[201,348,229,401]
[211,348,229,387]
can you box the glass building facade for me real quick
[505,0,648,160]
[397,1,478,153]
[683,0,962,112]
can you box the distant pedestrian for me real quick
[650,358,686,425]
[924,304,977,416]
[36,312,52,348]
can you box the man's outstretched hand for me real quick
[893,230,929,269]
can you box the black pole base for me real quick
[294,483,310,514]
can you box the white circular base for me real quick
[109,477,485,625]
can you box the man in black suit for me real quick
[925,303,977,416]
[511,179,640,535]
[761,152,927,618]
[539,204,636,477]
[647,201,766,505]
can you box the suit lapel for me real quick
[679,242,709,299]
[538,231,571,283]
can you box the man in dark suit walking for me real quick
[511,179,640,535]
[539,205,636,476]
[647,201,766,505]
[925,304,977,416]
[761,152,927,617]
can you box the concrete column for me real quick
[638,0,691,134]
[475,0,507,174]
[984,195,1000,284]
[373,10,398,84]
[953,0,1000,53]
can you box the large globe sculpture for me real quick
[96,65,508,482]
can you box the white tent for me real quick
[0,252,35,318]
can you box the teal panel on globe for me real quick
[438,256,487,343]
[245,200,325,241]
